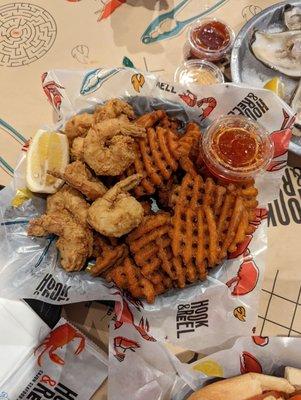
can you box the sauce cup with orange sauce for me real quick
[199,115,274,182]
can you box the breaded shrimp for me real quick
[83,118,146,175]
[64,113,94,144]
[88,174,144,237]
[70,137,84,161]
[48,161,107,201]
[94,98,135,123]
[46,184,89,226]
[28,210,93,272]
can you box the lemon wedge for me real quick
[264,77,284,99]
[26,130,69,193]
[193,359,224,377]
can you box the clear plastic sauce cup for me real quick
[174,59,224,87]
[199,115,274,182]
[188,18,235,62]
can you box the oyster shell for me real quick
[251,30,301,77]
[284,5,301,31]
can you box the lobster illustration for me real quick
[34,323,85,367]
[114,298,156,342]
[240,351,262,374]
[267,109,295,172]
[226,249,259,296]
[179,90,197,107]
[252,336,269,347]
[42,72,64,112]
[113,336,140,362]
[197,97,217,121]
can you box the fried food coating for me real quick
[28,210,93,272]
[94,98,135,123]
[83,118,145,176]
[28,185,93,272]
[70,137,84,161]
[64,113,94,144]
[48,161,107,201]
[88,174,144,237]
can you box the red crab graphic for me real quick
[252,336,269,347]
[267,110,295,172]
[114,298,156,342]
[34,323,85,367]
[179,90,197,107]
[226,249,259,296]
[42,72,64,112]
[240,351,262,374]
[113,336,140,362]
[197,97,217,121]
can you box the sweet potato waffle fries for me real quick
[28,98,258,303]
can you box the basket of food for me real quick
[0,67,294,352]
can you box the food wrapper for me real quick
[0,67,294,352]
[0,317,107,400]
[107,325,301,400]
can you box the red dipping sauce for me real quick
[199,115,274,183]
[188,18,235,62]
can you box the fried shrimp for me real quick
[28,185,93,271]
[28,210,93,272]
[64,112,94,144]
[88,174,144,237]
[94,98,135,123]
[48,161,107,201]
[70,137,84,161]
[46,184,89,226]
[83,118,146,175]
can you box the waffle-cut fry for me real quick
[127,213,170,242]
[129,126,179,196]
[175,122,201,159]
[169,172,257,277]
[204,205,219,266]
[90,235,127,276]
[157,127,178,171]
[228,209,249,253]
[106,257,156,303]
[128,213,190,289]
[219,196,245,259]
[136,110,166,128]
[106,265,128,289]
[158,115,181,133]
[123,258,156,303]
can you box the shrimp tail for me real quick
[102,174,143,204]
[116,174,143,192]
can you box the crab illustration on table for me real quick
[34,323,85,366]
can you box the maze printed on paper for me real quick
[0,2,57,67]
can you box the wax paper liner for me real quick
[0,317,107,400]
[0,67,294,352]
[108,324,301,400]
